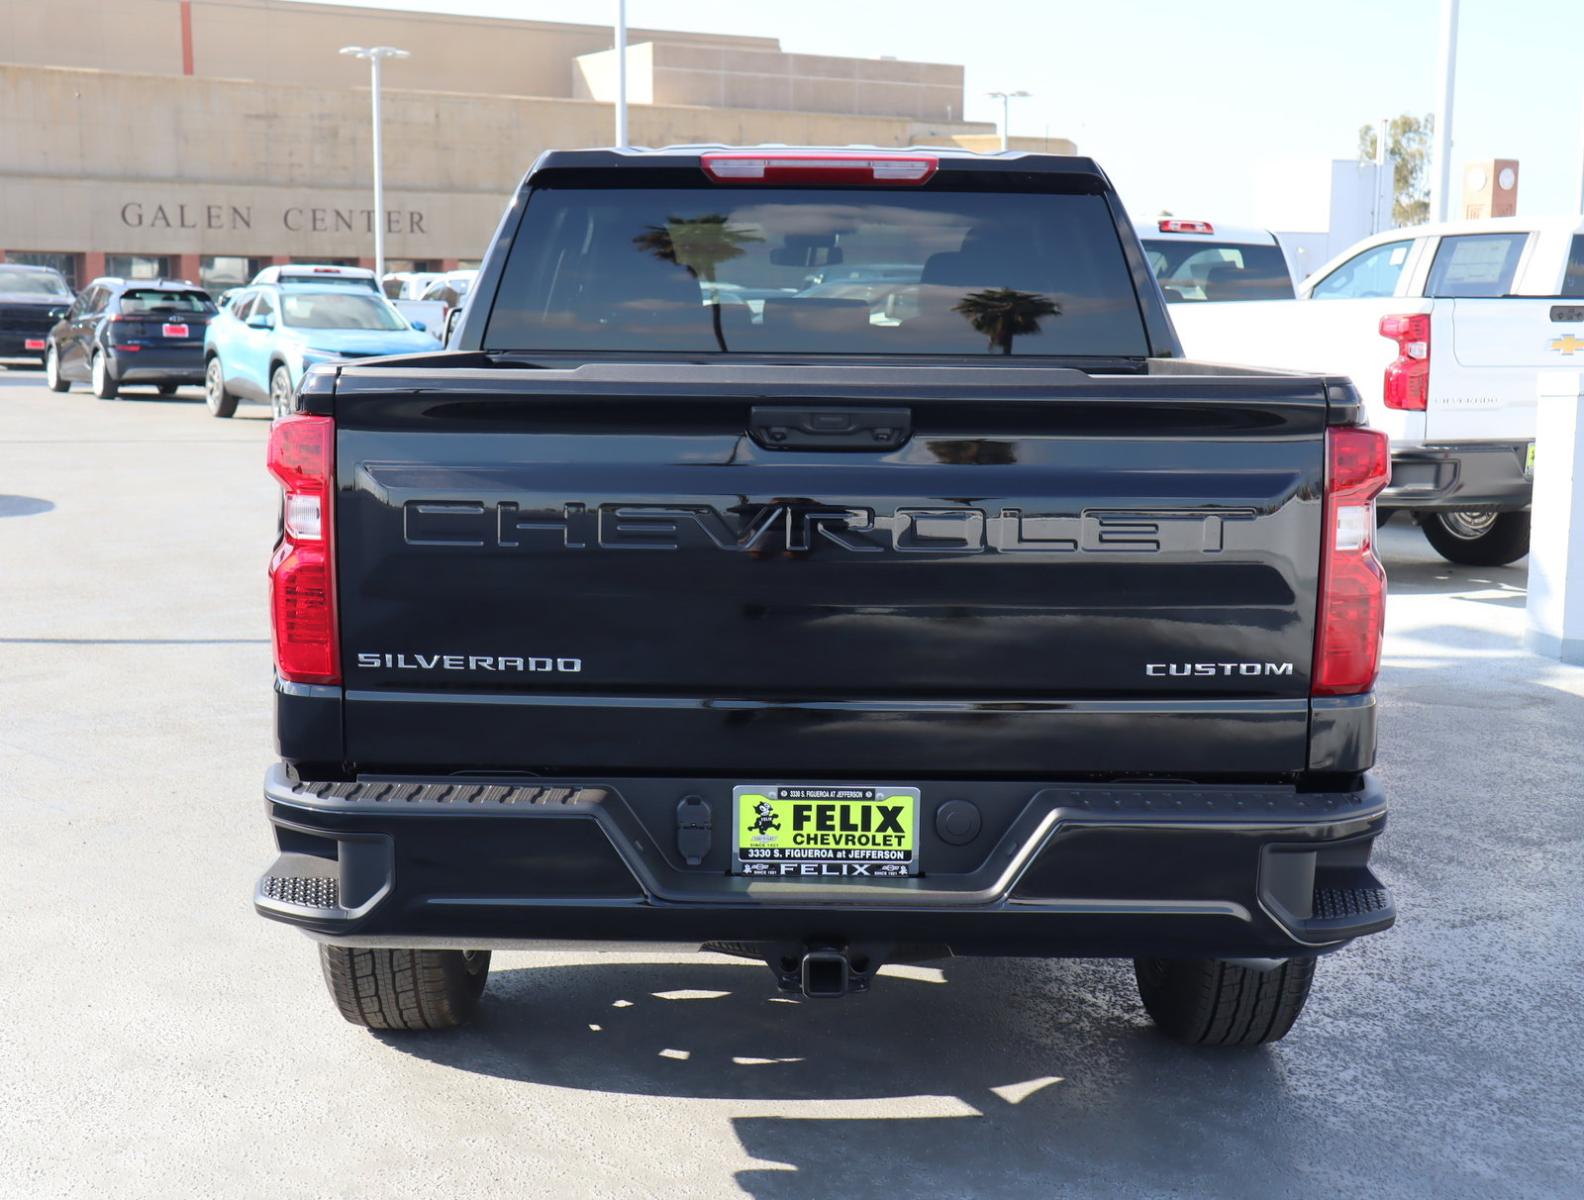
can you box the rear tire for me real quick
[157,383,179,396]
[318,946,491,1030]
[45,344,69,392]
[1134,956,1316,1047]
[204,356,238,418]
[1420,510,1530,566]
[90,350,118,399]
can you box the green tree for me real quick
[1359,114,1434,227]
[633,214,763,351]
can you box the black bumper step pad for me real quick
[1312,885,1391,921]
[261,875,340,909]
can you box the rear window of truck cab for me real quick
[484,188,1150,357]
[1141,240,1293,303]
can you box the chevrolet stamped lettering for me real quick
[401,500,1259,554]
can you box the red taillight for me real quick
[1158,219,1214,234]
[1380,313,1430,411]
[1313,426,1390,696]
[700,152,938,185]
[267,414,339,684]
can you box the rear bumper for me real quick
[0,332,49,356]
[1382,443,1532,511]
[107,346,205,384]
[255,764,1393,959]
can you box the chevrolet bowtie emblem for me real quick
[1551,334,1584,354]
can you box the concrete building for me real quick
[0,0,1071,292]
[1251,158,1395,284]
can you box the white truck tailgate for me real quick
[1425,299,1584,442]
[1168,296,1429,444]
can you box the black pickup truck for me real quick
[256,148,1394,1046]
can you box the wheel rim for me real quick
[1438,511,1498,541]
[92,353,106,393]
[271,370,292,419]
[45,346,58,388]
[205,360,223,412]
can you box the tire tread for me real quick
[318,946,489,1031]
[1135,956,1315,1047]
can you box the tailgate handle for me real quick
[750,406,912,451]
[1550,305,1584,324]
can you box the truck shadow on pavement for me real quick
[382,955,1311,1197]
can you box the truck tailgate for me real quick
[1425,298,1584,442]
[330,363,1327,776]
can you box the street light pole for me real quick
[614,0,628,148]
[986,90,1030,152]
[340,45,410,281]
[1428,0,1459,222]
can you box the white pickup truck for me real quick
[1167,215,1584,565]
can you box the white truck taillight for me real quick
[1313,426,1390,696]
[267,414,339,684]
[1380,313,1430,411]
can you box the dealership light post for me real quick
[614,0,628,148]
[340,45,410,281]
[987,90,1029,152]
[1428,0,1459,222]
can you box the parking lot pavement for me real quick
[2,366,1580,1199]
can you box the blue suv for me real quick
[203,284,436,418]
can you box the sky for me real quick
[290,0,1583,224]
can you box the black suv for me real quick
[46,278,216,398]
[0,263,73,365]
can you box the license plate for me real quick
[1525,443,1535,476]
[24,338,45,351]
[162,323,189,338]
[733,784,920,877]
